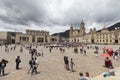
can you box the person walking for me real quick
[15,56,21,69]
[28,58,35,74]
[34,58,39,74]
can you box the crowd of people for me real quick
[1,44,42,76]
[0,43,120,80]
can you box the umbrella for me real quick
[101,47,113,58]
[100,53,111,58]
[103,47,113,56]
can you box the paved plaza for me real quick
[0,44,120,80]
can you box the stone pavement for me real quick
[0,44,120,80]
[92,67,120,80]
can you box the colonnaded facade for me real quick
[15,29,59,44]
[69,20,120,44]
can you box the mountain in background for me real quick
[52,30,70,39]
[107,22,120,30]
[52,22,120,39]
[97,22,120,32]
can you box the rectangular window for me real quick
[106,39,108,42]
[20,37,22,41]
[22,37,26,41]
[103,40,104,42]
[110,40,112,42]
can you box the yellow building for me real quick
[15,29,59,44]
[0,32,16,44]
[69,20,120,44]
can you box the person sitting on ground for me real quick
[105,57,112,68]
[102,65,115,77]
[108,66,115,76]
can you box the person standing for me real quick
[85,72,91,80]
[49,48,52,53]
[70,58,75,72]
[64,56,66,68]
[114,51,118,60]
[94,50,98,56]
[83,50,86,56]
[41,49,44,57]
[80,48,83,54]
[0,61,2,75]
[0,59,8,76]
[78,73,87,80]
[31,49,34,58]
[20,47,23,52]
[15,56,21,69]
[65,57,69,70]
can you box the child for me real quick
[70,58,75,72]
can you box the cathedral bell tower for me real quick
[70,25,73,37]
[79,19,86,35]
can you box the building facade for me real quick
[0,32,16,44]
[15,29,59,44]
[69,20,120,44]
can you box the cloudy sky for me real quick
[0,0,120,34]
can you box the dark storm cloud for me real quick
[0,0,120,33]
[0,0,48,25]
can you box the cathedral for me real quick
[69,20,120,44]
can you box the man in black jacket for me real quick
[15,56,21,69]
